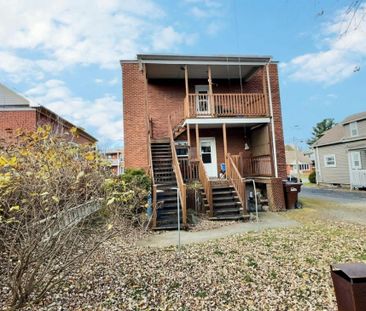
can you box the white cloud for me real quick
[184,0,224,35]
[282,4,366,84]
[0,0,196,79]
[152,26,196,50]
[26,80,122,146]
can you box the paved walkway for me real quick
[138,212,299,248]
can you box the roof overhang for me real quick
[121,54,275,80]
[184,117,270,128]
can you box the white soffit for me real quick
[145,63,260,80]
[184,118,270,128]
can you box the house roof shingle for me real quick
[341,111,366,124]
[313,111,366,147]
[285,150,312,165]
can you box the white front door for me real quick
[200,137,217,178]
[195,85,210,115]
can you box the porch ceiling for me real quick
[184,117,270,128]
[145,63,261,80]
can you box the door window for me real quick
[195,85,209,114]
[201,143,212,164]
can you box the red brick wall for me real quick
[267,64,286,180]
[36,113,94,145]
[0,109,94,146]
[267,177,286,211]
[123,63,149,170]
[147,79,185,138]
[0,110,37,145]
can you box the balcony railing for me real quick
[185,93,268,118]
[350,169,366,188]
[231,153,273,177]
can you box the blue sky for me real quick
[1,0,365,150]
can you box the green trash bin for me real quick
[331,263,366,311]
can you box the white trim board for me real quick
[184,118,270,126]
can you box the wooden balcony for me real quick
[185,93,268,118]
[230,153,273,177]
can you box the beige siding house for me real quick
[313,112,366,188]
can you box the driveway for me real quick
[296,186,366,225]
[300,186,366,203]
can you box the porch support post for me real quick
[184,65,189,97]
[223,123,228,174]
[187,123,191,159]
[184,65,189,118]
[195,123,200,159]
[208,65,214,116]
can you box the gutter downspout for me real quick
[315,146,321,185]
[266,63,278,178]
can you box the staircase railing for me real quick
[168,115,187,226]
[147,116,157,227]
[197,158,213,216]
[179,158,199,182]
[227,153,247,214]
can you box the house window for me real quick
[350,151,361,169]
[324,154,336,167]
[299,164,309,171]
[175,141,188,158]
[350,122,359,137]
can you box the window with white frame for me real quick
[324,154,336,167]
[350,151,361,169]
[299,164,309,171]
[350,122,359,137]
[175,141,188,158]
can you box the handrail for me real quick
[168,115,187,225]
[227,153,247,214]
[146,116,157,228]
[178,158,199,182]
[187,93,268,118]
[197,158,213,217]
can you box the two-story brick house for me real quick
[313,111,366,189]
[122,54,287,229]
[0,83,96,146]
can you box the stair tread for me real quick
[214,207,242,214]
[212,191,235,196]
[212,186,234,191]
[209,215,248,221]
[214,201,241,207]
[213,196,239,201]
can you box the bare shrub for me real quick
[0,126,123,309]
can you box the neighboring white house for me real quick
[313,111,366,189]
[285,147,313,181]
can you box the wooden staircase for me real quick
[202,180,246,220]
[172,119,186,139]
[151,139,182,230]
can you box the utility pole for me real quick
[294,139,300,183]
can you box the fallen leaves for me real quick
[0,219,362,310]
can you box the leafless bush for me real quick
[0,126,124,309]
